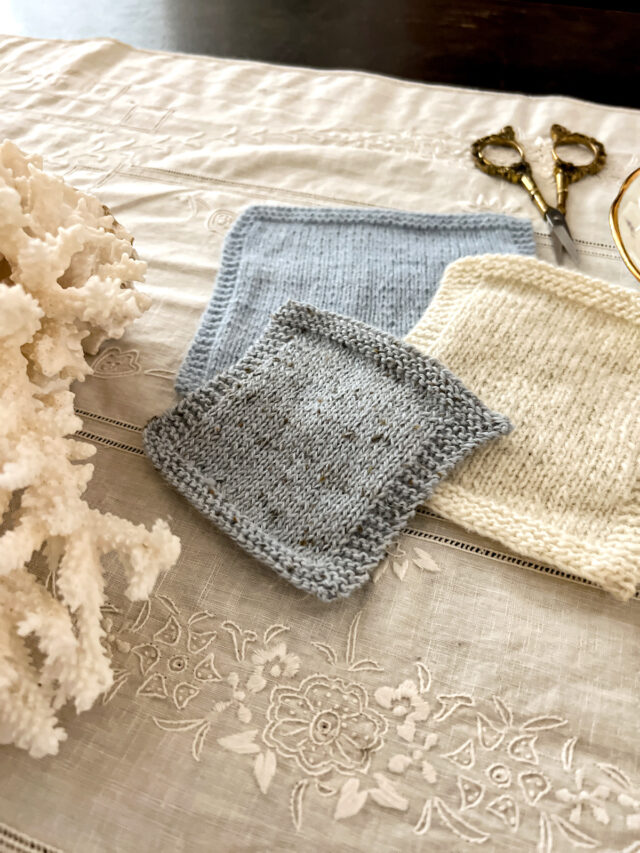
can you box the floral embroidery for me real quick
[247,643,300,693]
[373,542,441,583]
[91,345,141,377]
[556,769,611,825]
[263,674,386,776]
[100,553,640,847]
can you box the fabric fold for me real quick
[147,302,511,600]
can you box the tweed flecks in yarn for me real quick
[146,302,511,601]
[407,253,640,601]
[176,205,536,393]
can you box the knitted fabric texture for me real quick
[176,205,536,393]
[147,302,511,601]
[406,254,640,601]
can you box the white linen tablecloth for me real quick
[1,35,640,853]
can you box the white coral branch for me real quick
[0,141,180,758]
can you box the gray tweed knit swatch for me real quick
[176,205,536,393]
[146,302,512,601]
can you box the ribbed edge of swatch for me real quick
[408,253,640,601]
[175,205,536,394]
[149,301,511,601]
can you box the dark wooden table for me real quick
[5,0,640,108]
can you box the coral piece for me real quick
[0,141,180,758]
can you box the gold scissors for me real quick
[471,125,606,265]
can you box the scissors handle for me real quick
[550,124,606,215]
[471,126,549,218]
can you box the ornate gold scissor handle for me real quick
[471,125,550,218]
[550,124,606,214]
[471,124,606,218]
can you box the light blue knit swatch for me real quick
[146,301,512,601]
[176,205,536,394]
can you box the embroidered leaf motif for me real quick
[222,621,257,661]
[413,548,441,573]
[137,673,168,699]
[264,624,289,645]
[369,774,409,811]
[508,734,539,765]
[237,705,252,724]
[154,615,181,646]
[434,694,474,722]
[521,716,567,731]
[102,669,129,704]
[193,653,222,683]
[413,799,432,835]
[476,713,505,750]
[254,750,277,794]
[154,717,204,732]
[519,771,550,805]
[422,760,437,784]
[538,812,553,853]
[218,729,260,754]
[392,558,408,580]
[486,794,519,832]
[458,776,484,811]
[591,805,610,825]
[132,643,159,676]
[173,682,200,710]
[551,814,597,848]
[187,629,217,654]
[311,642,338,665]
[562,736,578,772]
[187,610,213,625]
[156,595,180,617]
[335,778,368,820]
[290,780,309,831]
[388,754,412,774]
[492,696,513,728]
[348,659,384,672]
[346,613,361,665]
[444,739,475,770]
[192,722,210,761]
[416,662,431,694]
[598,762,632,789]
[315,782,335,797]
[131,599,151,631]
[397,719,416,743]
[433,797,490,844]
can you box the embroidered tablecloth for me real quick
[1,35,640,853]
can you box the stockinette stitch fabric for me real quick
[406,253,640,601]
[176,205,536,393]
[146,301,512,601]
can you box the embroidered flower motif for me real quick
[374,679,430,741]
[556,769,611,825]
[247,642,301,693]
[92,346,141,377]
[263,674,387,776]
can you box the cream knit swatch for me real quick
[406,254,640,600]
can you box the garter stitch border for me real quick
[146,301,511,601]
[176,205,536,393]
[407,253,640,601]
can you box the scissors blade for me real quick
[544,208,580,266]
